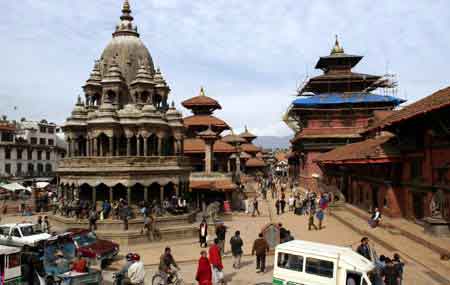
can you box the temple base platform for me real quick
[423,217,450,237]
[48,212,199,246]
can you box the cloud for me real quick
[1,0,450,136]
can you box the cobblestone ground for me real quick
[1,189,449,284]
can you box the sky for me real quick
[1,0,450,137]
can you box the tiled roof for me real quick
[184,138,236,153]
[0,123,16,131]
[183,115,230,130]
[241,143,261,153]
[182,95,221,110]
[222,133,247,144]
[239,126,257,140]
[190,179,237,192]
[316,134,400,164]
[367,86,450,131]
[292,93,404,107]
[291,128,363,142]
[245,158,266,168]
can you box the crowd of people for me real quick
[356,237,405,285]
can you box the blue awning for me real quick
[292,93,405,107]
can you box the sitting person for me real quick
[71,253,88,273]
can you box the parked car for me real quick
[0,223,51,247]
[67,228,119,268]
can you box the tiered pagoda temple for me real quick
[286,37,405,192]
[182,88,265,206]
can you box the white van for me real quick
[273,240,375,285]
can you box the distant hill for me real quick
[254,136,291,150]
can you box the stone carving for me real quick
[206,201,221,223]
[430,190,444,218]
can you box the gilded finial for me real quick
[200,86,206,96]
[120,0,133,21]
[331,34,344,55]
[245,125,248,132]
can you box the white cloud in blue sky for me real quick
[1,0,450,136]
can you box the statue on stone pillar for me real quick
[430,190,444,218]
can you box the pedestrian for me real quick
[369,208,382,228]
[120,203,131,231]
[141,214,153,240]
[316,208,325,230]
[199,218,208,248]
[37,216,43,232]
[215,222,227,255]
[279,223,288,243]
[275,199,281,215]
[229,231,243,269]
[285,230,294,242]
[42,216,50,233]
[373,255,386,285]
[252,233,269,273]
[102,200,111,219]
[356,237,372,261]
[288,195,295,212]
[88,207,98,231]
[209,239,224,284]
[381,257,401,285]
[392,253,404,285]
[281,196,286,214]
[195,250,212,285]
[308,211,318,231]
[252,197,261,217]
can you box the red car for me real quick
[67,228,119,268]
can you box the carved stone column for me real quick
[126,138,131,156]
[109,187,113,203]
[109,136,114,156]
[86,138,90,157]
[93,138,98,156]
[157,137,163,156]
[137,137,141,156]
[160,185,164,206]
[144,186,149,202]
[143,137,148,156]
[92,186,96,206]
[127,187,132,205]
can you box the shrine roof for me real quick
[183,115,230,129]
[292,93,405,107]
[241,143,261,153]
[275,152,288,162]
[316,134,400,164]
[190,179,237,192]
[245,158,266,168]
[239,126,257,140]
[184,138,235,153]
[181,93,221,110]
[366,86,450,131]
[308,72,380,82]
[291,128,363,142]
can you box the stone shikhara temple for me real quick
[57,0,190,206]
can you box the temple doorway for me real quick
[113,183,127,202]
[412,192,425,220]
[79,183,93,202]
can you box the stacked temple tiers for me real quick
[57,1,190,205]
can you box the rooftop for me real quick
[183,115,230,130]
[292,93,405,107]
[367,86,450,131]
[184,138,236,153]
[291,128,363,142]
[245,158,266,168]
[181,87,222,111]
[316,134,400,164]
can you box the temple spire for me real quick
[331,35,344,55]
[200,86,206,96]
[121,0,133,21]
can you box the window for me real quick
[48,139,54,146]
[37,163,43,173]
[5,148,11,159]
[305,257,334,278]
[5,163,11,174]
[12,228,21,237]
[45,164,52,173]
[17,163,22,173]
[28,149,33,160]
[37,151,42,160]
[47,127,55,134]
[1,131,14,142]
[0,227,8,236]
[8,253,21,268]
[46,151,51,160]
[17,149,22,159]
[39,138,46,145]
[277,253,303,272]
[30,137,37,145]
[410,159,423,178]
[39,126,46,133]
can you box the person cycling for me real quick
[158,247,180,284]
[115,253,134,284]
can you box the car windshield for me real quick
[73,232,97,246]
[20,226,37,236]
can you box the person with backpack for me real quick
[229,231,243,269]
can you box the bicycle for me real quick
[112,272,145,285]
[152,269,184,285]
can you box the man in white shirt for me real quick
[125,254,145,285]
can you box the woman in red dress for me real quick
[196,250,212,285]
